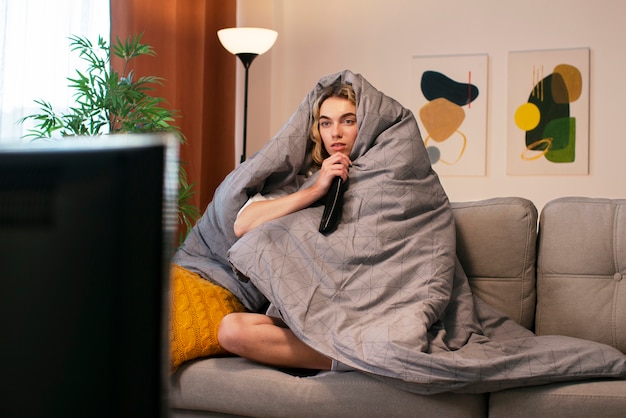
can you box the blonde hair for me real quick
[310,82,357,167]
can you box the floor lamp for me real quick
[217,27,278,163]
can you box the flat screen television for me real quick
[0,134,178,418]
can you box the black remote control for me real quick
[319,176,345,235]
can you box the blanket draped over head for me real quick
[173,70,625,394]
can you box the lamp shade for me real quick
[217,27,278,56]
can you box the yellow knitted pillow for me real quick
[169,264,246,371]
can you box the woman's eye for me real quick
[320,121,330,128]
[344,119,355,125]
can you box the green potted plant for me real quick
[19,34,199,242]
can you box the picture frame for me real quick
[506,48,590,175]
[411,54,488,176]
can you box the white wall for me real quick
[240,0,626,210]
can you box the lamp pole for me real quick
[236,53,258,163]
[217,27,277,164]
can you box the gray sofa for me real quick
[169,196,626,417]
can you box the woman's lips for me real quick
[331,142,346,150]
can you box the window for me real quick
[0,0,110,142]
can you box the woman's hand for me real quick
[234,154,352,237]
[313,153,352,195]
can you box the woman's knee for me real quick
[217,312,245,353]
[219,312,268,353]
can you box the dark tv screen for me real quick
[0,135,177,418]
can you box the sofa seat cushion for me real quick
[169,357,487,417]
[489,378,626,418]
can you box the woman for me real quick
[218,82,358,370]
[173,69,456,382]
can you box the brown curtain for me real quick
[110,0,236,213]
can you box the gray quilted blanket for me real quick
[174,70,625,394]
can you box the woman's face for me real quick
[319,96,358,158]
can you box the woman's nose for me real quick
[332,124,342,138]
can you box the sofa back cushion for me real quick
[536,197,626,353]
[451,197,538,330]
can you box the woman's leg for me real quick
[218,312,332,370]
